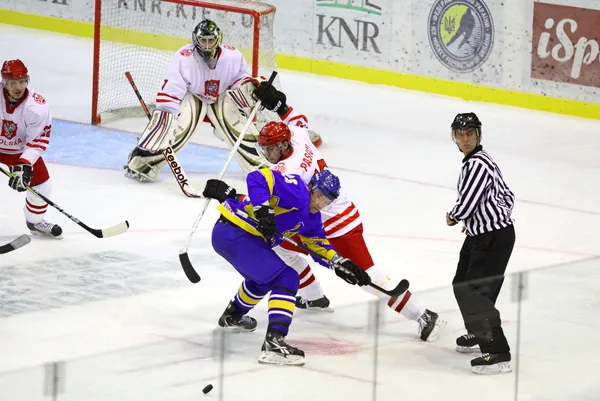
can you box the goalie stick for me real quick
[178,71,278,283]
[124,71,203,198]
[0,166,129,238]
[0,234,31,254]
[235,210,410,297]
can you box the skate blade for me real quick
[472,361,512,375]
[456,345,481,354]
[258,351,305,366]
[298,306,335,314]
[29,230,63,240]
[424,319,447,343]
[215,325,256,334]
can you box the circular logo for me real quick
[427,0,494,72]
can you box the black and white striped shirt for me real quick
[449,146,514,236]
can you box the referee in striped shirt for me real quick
[445,112,515,375]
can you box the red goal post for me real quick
[92,0,279,124]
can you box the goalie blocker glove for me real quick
[8,163,32,192]
[330,255,371,286]
[202,179,238,203]
[253,81,289,116]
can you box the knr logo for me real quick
[531,3,600,88]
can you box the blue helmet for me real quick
[309,170,340,201]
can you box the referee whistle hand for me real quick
[446,213,458,226]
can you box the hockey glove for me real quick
[8,163,33,192]
[254,205,276,239]
[331,255,371,286]
[202,179,237,203]
[253,81,288,116]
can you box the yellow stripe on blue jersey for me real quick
[300,234,337,261]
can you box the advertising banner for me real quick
[531,2,600,89]
[410,0,503,85]
[312,0,393,69]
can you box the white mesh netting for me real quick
[94,0,279,123]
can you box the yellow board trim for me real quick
[1,8,598,121]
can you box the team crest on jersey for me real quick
[1,119,18,140]
[32,92,46,104]
[179,48,193,57]
[205,80,220,98]
[272,163,286,173]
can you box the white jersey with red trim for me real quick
[0,84,52,165]
[271,107,361,238]
[156,44,251,115]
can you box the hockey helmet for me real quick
[451,112,482,142]
[192,20,223,60]
[258,121,291,147]
[309,170,340,201]
[1,59,28,80]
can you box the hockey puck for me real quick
[202,384,213,394]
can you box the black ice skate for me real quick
[456,333,481,353]
[471,352,512,375]
[26,220,63,238]
[418,309,447,342]
[258,331,305,366]
[217,301,257,333]
[295,295,333,312]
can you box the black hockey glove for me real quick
[330,255,371,286]
[254,205,276,239]
[8,163,32,192]
[202,179,237,203]
[253,81,288,116]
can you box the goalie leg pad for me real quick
[125,93,203,182]
[209,90,272,173]
[138,109,176,152]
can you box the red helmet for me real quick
[1,59,28,80]
[258,121,291,147]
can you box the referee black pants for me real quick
[452,224,515,354]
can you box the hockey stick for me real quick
[124,71,203,198]
[0,234,31,254]
[234,210,409,297]
[178,71,278,283]
[0,166,129,238]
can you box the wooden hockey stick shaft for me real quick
[178,71,278,283]
[124,71,203,198]
[0,165,129,238]
[234,210,409,297]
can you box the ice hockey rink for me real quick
[1,24,599,401]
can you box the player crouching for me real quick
[0,60,62,238]
[203,169,370,366]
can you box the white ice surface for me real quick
[0,24,599,401]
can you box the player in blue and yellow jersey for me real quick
[202,168,370,366]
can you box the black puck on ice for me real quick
[202,384,214,394]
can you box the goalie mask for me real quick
[192,20,223,62]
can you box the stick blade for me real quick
[179,250,201,283]
[0,235,31,254]
[388,279,410,296]
[100,221,130,238]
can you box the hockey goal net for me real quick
[92,0,279,124]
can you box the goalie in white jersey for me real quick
[252,81,447,342]
[0,60,62,238]
[125,19,321,183]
